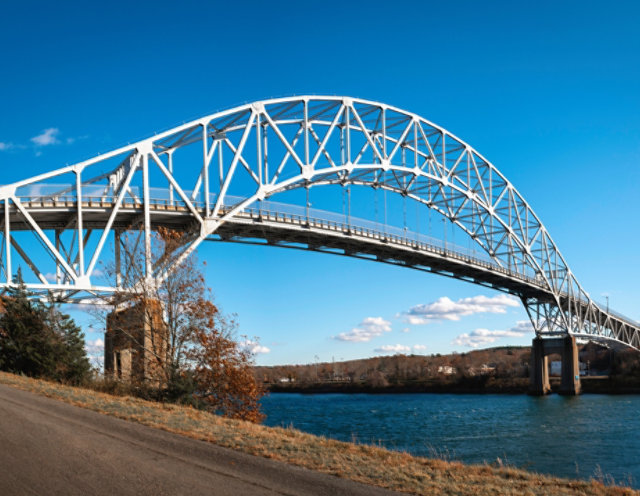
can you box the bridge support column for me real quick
[529,337,551,395]
[559,335,581,396]
[105,300,166,386]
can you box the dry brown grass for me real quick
[0,371,636,496]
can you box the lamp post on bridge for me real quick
[305,184,310,226]
[443,217,447,253]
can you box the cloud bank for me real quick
[399,294,520,325]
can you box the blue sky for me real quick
[1,1,639,366]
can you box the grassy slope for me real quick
[0,372,636,496]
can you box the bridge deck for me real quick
[1,197,638,347]
[2,197,549,297]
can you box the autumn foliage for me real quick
[189,300,264,422]
[103,227,264,422]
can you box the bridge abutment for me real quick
[529,335,581,396]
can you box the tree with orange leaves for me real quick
[188,299,264,422]
[103,227,264,422]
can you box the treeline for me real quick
[256,346,533,393]
[257,342,639,394]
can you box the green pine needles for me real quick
[0,269,91,385]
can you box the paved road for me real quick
[0,384,401,495]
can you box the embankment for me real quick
[0,371,636,495]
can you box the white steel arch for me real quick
[0,96,638,348]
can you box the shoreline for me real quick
[266,377,640,395]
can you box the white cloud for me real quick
[0,142,14,151]
[374,344,427,354]
[509,320,535,333]
[374,344,411,354]
[241,340,270,355]
[31,128,60,146]
[399,294,520,325]
[69,302,107,312]
[85,338,104,356]
[401,327,410,333]
[452,320,534,348]
[85,338,105,368]
[334,317,392,342]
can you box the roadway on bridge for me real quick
[0,384,400,496]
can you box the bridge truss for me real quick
[0,96,638,348]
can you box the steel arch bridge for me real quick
[0,96,638,349]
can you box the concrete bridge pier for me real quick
[529,335,581,396]
[559,335,581,396]
[529,337,551,395]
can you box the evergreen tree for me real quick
[0,270,91,384]
[44,305,91,384]
[0,271,57,378]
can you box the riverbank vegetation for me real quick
[0,371,635,495]
[0,228,265,422]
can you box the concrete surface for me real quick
[0,384,402,495]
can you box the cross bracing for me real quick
[0,96,637,349]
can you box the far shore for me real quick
[257,343,640,396]
[266,376,640,395]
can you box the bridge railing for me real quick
[592,299,640,327]
[12,189,640,328]
[223,204,546,290]
[14,189,546,289]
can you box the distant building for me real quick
[468,364,495,376]
[437,365,456,375]
[104,300,166,385]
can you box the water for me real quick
[261,393,640,487]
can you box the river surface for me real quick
[261,393,640,487]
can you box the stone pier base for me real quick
[529,337,551,395]
[529,335,581,396]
